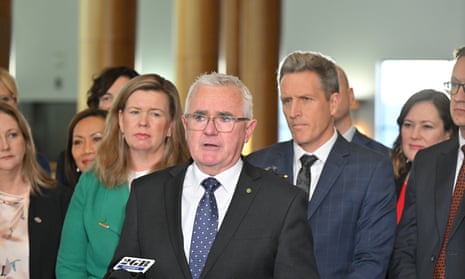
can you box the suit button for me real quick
[430,256,435,262]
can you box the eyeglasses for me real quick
[184,113,249,133]
[444,81,465,95]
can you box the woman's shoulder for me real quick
[75,171,128,195]
[32,183,72,210]
[73,171,106,195]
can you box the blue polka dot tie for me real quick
[189,177,221,279]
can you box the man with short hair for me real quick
[389,46,465,278]
[334,65,390,155]
[107,72,320,279]
[247,51,396,278]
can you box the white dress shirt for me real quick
[453,134,465,190]
[182,159,243,260]
[293,129,337,201]
[341,125,356,142]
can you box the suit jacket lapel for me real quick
[308,136,348,219]
[165,163,192,279]
[201,162,261,277]
[434,140,458,239]
[352,129,368,146]
[273,141,294,184]
[441,138,465,239]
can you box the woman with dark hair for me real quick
[391,89,457,223]
[62,109,107,188]
[0,102,70,278]
[86,66,139,111]
[56,66,138,186]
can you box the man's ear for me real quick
[329,92,341,117]
[244,119,257,143]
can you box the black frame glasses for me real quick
[184,113,250,133]
[444,81,465,95]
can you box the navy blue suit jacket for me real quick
[351,129,390,156]
[247,135,396,279]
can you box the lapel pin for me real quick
[246,187,252,194]
[33,217,42,223]
[98,221,110,229]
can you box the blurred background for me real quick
[1,0,464,165]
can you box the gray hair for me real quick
[277,51,339,100]
[184,72,253,118]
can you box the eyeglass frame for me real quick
[444,81,465,95]
[184,113,250,133]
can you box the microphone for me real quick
[104,257,155,279]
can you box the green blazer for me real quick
[56,171,129,279]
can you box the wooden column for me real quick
[238,0,280,152]
[219,0,239,75]
[175,0,219,106]
[78,0,136,110]
[0,0,12,69]
[175,0,280,152]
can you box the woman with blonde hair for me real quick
[0,102,71,278]
[0,67,51,173]
[56,73,189,278]
[0,67,19,106]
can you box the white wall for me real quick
[135,0,176,81]
[10,0,465,154]
[13,0,78,102]
[281,0,465,99]
[13,0,465,101]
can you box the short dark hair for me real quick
[86,66,139,110]
[453,46,465,59]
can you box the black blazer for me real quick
[390,137,465,278]
[29,185,71,278]
[351,129,390,156]
[108,160,320,279]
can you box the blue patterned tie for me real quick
[189,177,221,279]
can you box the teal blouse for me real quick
[56,171,129,278]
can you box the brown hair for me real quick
[94,74,190,187]
[391,89,457,179]
[86,66,139,110]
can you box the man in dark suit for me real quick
[107,73,320,278]
[247,51,396,279]
[389,46,465,278]
[334,65,390,156]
